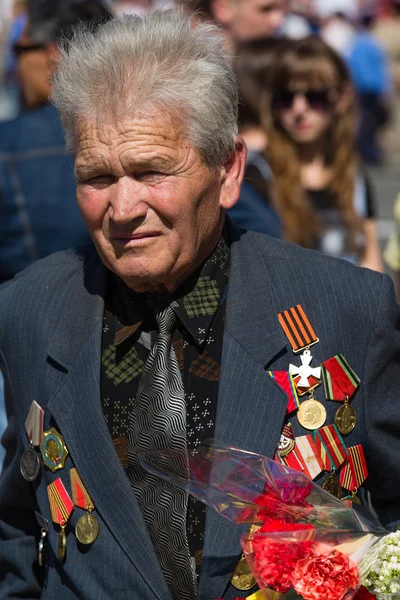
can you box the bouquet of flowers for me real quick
[141,440,389,600]
[359,530,400,598]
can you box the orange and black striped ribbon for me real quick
[47,478,74,526]
[339,445,368,491]
[70,468,94,511]
[278,305,319,353]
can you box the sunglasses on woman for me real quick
[272,89,336,111]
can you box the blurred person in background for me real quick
[373,0,400,94]
[182,0,288,49]
[228,37,283,236]
[347,11,392,164]
[263,36,383,270]
[0,0,113,284]
[320,11,356,57]
[0,0,27,121]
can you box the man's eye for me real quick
[138,171,165,181]
[84,175,115,186]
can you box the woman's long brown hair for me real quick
[262,36,363,250]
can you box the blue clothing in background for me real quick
[229,181,281,238]
[0,103,91,283]
[347,31,391,95]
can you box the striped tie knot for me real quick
[155,305,176,336]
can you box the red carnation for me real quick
[292,548,359,600]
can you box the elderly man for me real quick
[0,11,400,600]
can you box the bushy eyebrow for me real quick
[75,155,173,179]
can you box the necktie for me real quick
[127,305,196,600]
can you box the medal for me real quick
[47,478,74,561]
[322,471,342,498]
[322,355,359,435]
[70,467,100,545]
[297,392,326,430]
[289,349,321,395]
[313,424,348,470]
[277,423,295,457]
[335,397,357,435]
[20,448,41,482]
[294,435,324,479]
[41,428,68,472]
[339,444,368,503]
[322,354,360,401]
[75,513,100,545]
[35,512,49,567]
[21,401,44,481]
[231,554,256,591]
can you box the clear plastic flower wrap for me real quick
[141,440,388,600]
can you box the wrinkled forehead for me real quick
[74,107,188,153]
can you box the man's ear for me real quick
[219,136,247,211]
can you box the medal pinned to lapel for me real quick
[277,423,295,457]
[339,444,368,505]
[21,401,44,482]
[314,424,349,498]
[70,468,100,545]
[47,478,74,561]
[278,305,326,430]
[40,428,68,472]
[322,354,360,435]
[231,525,259,591]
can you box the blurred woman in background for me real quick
[264,35,383,270]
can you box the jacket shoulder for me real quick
[0,244,97,305]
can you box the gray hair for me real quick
[51,10,238,167]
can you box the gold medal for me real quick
[335,397,356,435]
[40,428,68,472]
[58,525,67,561]
[322,472,342,498]
[75,513,100,545]
[297,393,326,430]
[231,554,256,591]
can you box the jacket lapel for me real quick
[45,250,170,600]
[198,227,290,600]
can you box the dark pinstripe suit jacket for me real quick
[1,223,400,600]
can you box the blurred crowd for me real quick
[1,0,400,466]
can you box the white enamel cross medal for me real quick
[289,349,321,395]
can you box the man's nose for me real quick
[108,177,148,224]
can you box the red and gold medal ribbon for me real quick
[277,305,319,353]
[47,478,74,526]
[268,371,300,414]
[322,354,360,401]
[70,468,95,511]
[314,424,348,470]
[339,445,368,491]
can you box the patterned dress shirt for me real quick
[101,234,230,576]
